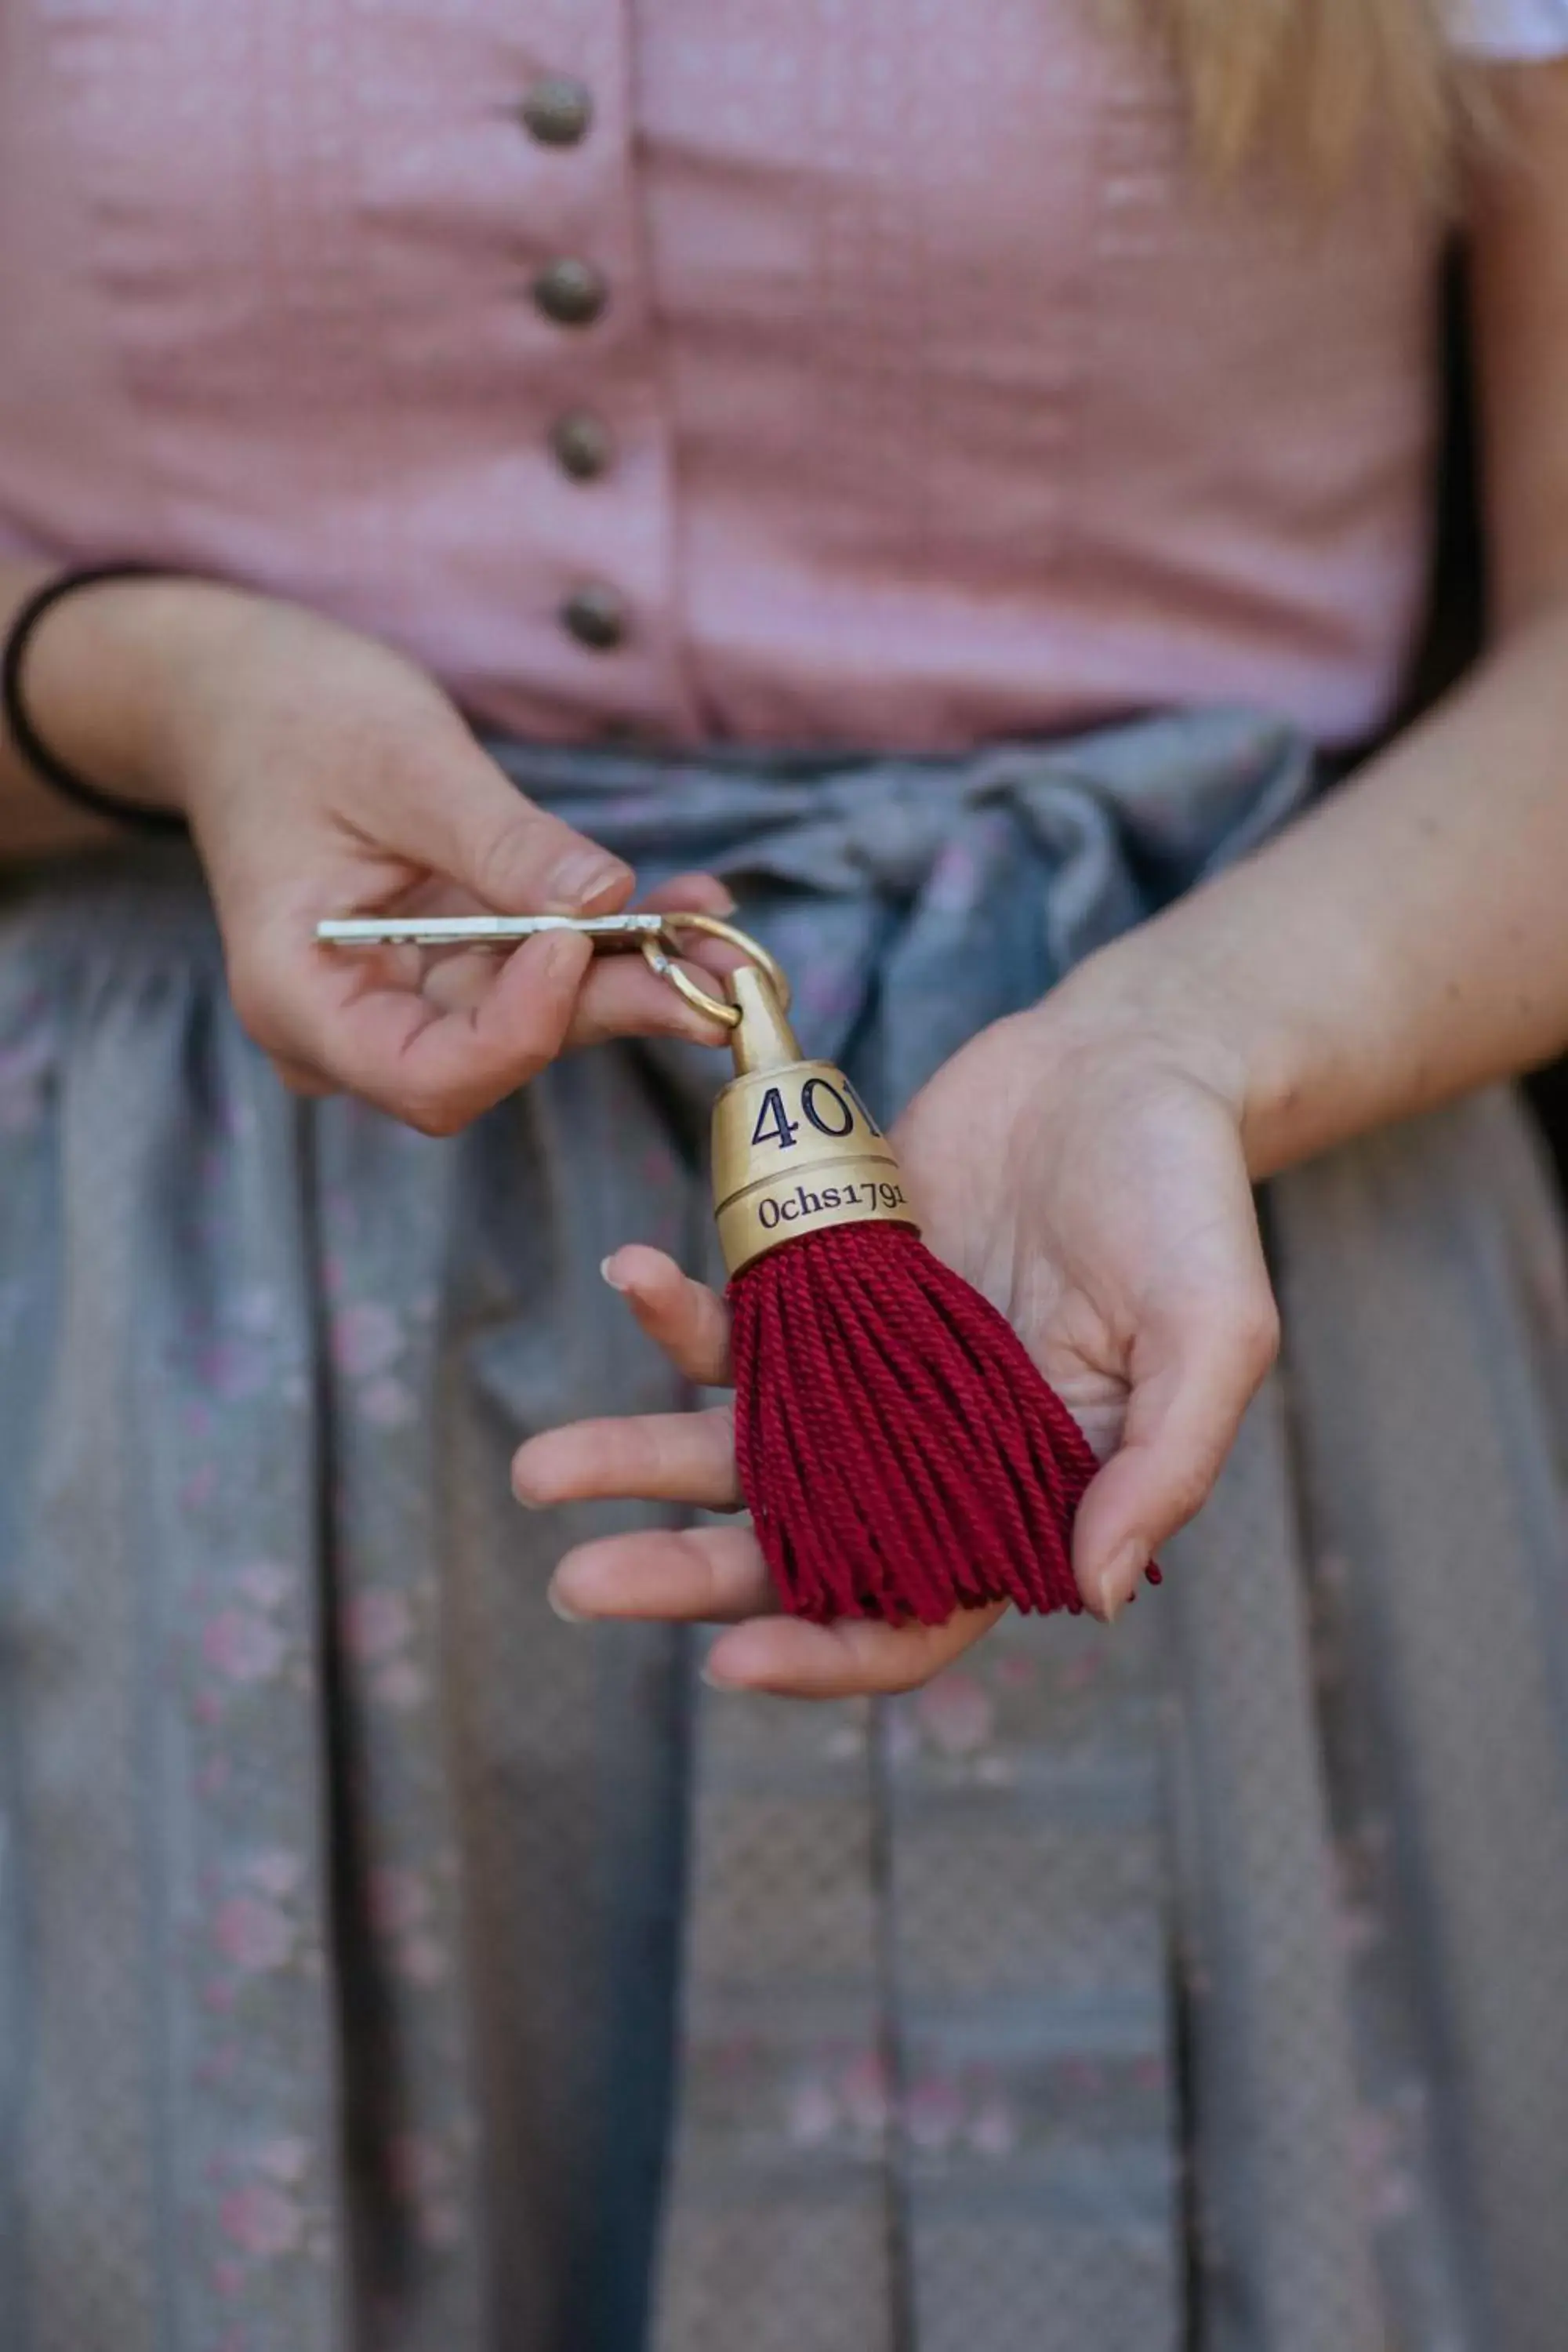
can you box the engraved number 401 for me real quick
[749,1087,800,1152]
[749,1076,881,1153]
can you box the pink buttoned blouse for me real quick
[0,2,1563,757]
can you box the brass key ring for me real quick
[637,913,789,1031]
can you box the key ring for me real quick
[637,913,789,1031]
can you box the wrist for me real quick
[20,573,269,816]
[1044,921,1348,1182]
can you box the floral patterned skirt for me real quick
[2,717,1566,2352]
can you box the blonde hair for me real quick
[1143,0,1463,186]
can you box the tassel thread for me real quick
[731,1221,1108,1626]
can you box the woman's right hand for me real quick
[27,575,734,1128]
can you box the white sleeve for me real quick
[1451,0,1568,56]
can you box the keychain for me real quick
[320,909,1123,1626]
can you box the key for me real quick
[316,913,667,949]
[316,909,787,1029]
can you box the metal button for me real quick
[561,584,627,652]
[520,75,593,147]
[532,258,608,328]
[550,411,614,481]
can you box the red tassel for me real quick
[703,948,1158,1629]
[730,1220,1105,1627]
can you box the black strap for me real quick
[2,564,188,833]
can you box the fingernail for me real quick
[600,1254,630,1293]
[546,850,631,910]
[700,1661,742,1692]
[548,1584,587,1624]
[1100,1541,1147,1624]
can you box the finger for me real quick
[601,1245,733,1385]
[514,1404,740,1512]
[637,872,736,917]
[403,938,731,1032]
[704,1601,1005,1700]
[633,873,750,982]
[270,1054,339,1098]
[401,882,740,1047]
[276,925,593,1131]
[567,954,736,1050]
[384,742,637,916]
[387,938,735,1051]
[549,1523,775,1623]
[574,866,753,1047]
[414,945,517,1017]
[1072,1284,1280,1621]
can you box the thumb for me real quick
[1071,1287,1280,1621]
[390,737,634,914]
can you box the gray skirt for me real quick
[1,713,1566,2352]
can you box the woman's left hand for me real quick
[512,979,1283,1697]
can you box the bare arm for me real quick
[0,562,189,856]
[1057,64,1568,1177]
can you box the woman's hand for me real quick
[513,978,1282,1697]
[24,576,734,1127]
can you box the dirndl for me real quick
[1,708,1565,2352]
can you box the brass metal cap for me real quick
[712,1051,918,1276]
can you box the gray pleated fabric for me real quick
[0,710,1563,2352]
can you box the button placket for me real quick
[516,9,697,731]
[521,47,622,647]
[528,96,615,502]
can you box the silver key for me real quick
[317,906,789,1028]
[316,913,667,949]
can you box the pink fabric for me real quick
[0,2,1441,753]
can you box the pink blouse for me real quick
[0,2,1545,754]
